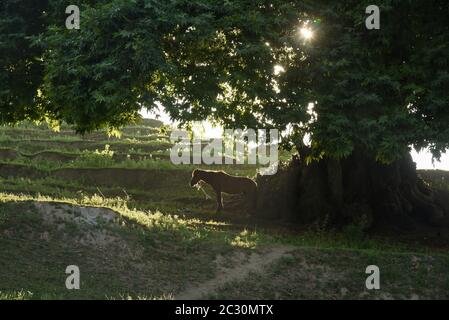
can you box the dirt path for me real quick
[175,245,296,300]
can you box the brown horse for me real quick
[190,169,257,213]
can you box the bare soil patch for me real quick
[176,245,296,299]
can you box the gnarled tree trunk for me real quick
[256,148,449,232]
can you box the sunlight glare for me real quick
[300,27,313,40]
[274,65,285,76]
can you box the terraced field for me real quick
[0,121,260,215]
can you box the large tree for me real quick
[1,0,448,229]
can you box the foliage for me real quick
[0,0,48,123]
[1,0,448,162]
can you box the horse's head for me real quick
[190,169,202,187]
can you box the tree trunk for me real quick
[255,148,449,232]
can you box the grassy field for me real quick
[0,121,448,300]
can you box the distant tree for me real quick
[1,0,448,229]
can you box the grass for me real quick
[207,247,449,299]
[0,192,266,299]
[1,121,449,300]
[1,191,449,299]
[0,290,34,300]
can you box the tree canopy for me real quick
[1,0,448,162]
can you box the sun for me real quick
[299,27,313,40]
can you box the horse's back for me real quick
[220,173,256,194]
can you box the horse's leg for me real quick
[215,189,223,213]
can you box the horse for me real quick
[190,169,257,213]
